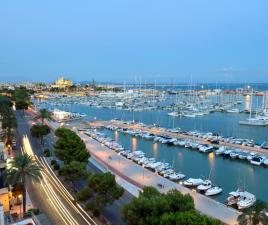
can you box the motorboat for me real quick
[215,146,226,155]
[230,150,242,159]
[227,108,240,113]
[238,151,249,160]
[250,156,265,166]
[197,180,212,192]
[205,186,223,196]
[237,192,256,209]
[183,178,204,187]
[227,189,256,209]
[227,191,241,206]
[222,149,233,157]
[168,173,185,181]
[263,158,268,166]
[247,152,256,161]
[199,144,215,153]
[168,111,180,117]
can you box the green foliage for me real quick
[160,211,220,225]
[30,124,50,144]
[238,200,268,225]
[7,153,42,186]
[35,108,52,124]
[53,163,60,170]
[54,128,90,164]
[50,159,57,165]
[87,172,124,212]
[7,153,42,213]
[23,208,40,218]
[15,100,29,111]
[59,161,87,182]
[12,88,31,113]
[0,95,16,145]
[12,88,30,102]
[76,187,92,202]
[122,187,218,225]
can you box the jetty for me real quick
[89,120,268,157]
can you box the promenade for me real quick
[26,108,240,224]
[90,120,268,157]
[78,130,241,225]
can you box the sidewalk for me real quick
[82,133,240,225]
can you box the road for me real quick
[17,111,132,225]
[15,112,97,225]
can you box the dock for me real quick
[89,120,268,157]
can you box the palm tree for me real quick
[35,108,52,124]
[238,200,268,225]
[7,153,42,213]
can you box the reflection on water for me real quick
[153,143,158,157]
[114,131,118,142]
[103,129,268,203]
[208,152,215,167]
[245,95,251,111]
[132,137,137,152]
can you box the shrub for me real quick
[53,163,60,170]
[50,159,57,165]
[44,148,51,157]
[76,187,92,202]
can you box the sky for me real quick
[0,0,268,83]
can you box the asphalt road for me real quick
[16,111,133,225]
[14,112,97,225]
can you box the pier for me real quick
[89,120,268,157]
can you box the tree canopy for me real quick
[122,187,219,225]
[54,128,90,164]
[59,161,87,183]
[30,124,51,144]
[35,108,52,124]
[85,172,124,215]
[0,95,17,145]
[7,153,42,212]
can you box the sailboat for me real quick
[239,90,268,126]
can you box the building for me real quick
[51,76,73,89]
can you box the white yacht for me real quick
[168,173,185,181]
[197,180,212,192]
[227,189,256,209]
[215,146,226,155]
[183,178,204,187]
[239,117,268,126]
[250,156,265,166]
[237,192,256,210]
[226,108,240,113]
[263,158,268,166]
[205,186,223,196]
[168,111,180,117]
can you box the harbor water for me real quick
[35,96,268,204]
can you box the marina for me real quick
[82,119,268,203]
[76,128,241,225]
[32,91,268,206]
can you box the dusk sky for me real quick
[1,0,268,83]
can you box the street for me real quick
[15,112,97,225]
